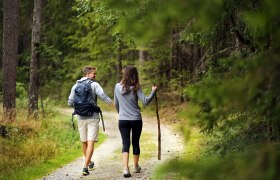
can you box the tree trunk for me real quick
[28,0,43,119]
[169,27,175,80]
[139,50,145,63]
[138,49,145,78]
[2,0,19,123]
[116,39,123,82]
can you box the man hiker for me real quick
[68,66,113,176]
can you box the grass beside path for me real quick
[150,105,280,180]
[0,110,106,180]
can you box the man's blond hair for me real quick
[83,66,96,76]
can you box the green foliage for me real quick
[17,51,31,86]
[16,82,27,99]
[105,0,190,44]
[202,122,268,157]
[154,144,280,180]
[185,51,280,136]
[243,0,280,49]
[16,82,28,109]
[104,0,226,44]
[180,31,213,47]
[17,0,34,88]
[39,0,78,101]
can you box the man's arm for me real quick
[68,84,76,107]
[92,82,112,104]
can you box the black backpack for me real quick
[73,80,100,116]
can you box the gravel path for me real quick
[42,110,183,180]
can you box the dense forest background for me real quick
[1,0,280,179]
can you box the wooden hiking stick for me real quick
[99,111,105,132]
[154,89,161,160]
[71,113,75,130]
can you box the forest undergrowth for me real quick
[149,101,280,180]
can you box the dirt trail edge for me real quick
[42,110,183,180]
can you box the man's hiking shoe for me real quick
[82,167,90,176]
[89,161,95,170]
[123,168,131,178]
[134,165,141,173]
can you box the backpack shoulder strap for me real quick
[77,79,94,84]
[87,80,97,102]
[87,80,94,84]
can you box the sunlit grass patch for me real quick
[140,132,157,160]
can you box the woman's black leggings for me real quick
[119,120,143,155]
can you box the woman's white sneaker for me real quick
[123,168,131,178]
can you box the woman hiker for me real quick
[114,66,158,178]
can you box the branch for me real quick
[229,13,256,52]
[195,48,209,71]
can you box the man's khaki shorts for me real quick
[77,118,100,142]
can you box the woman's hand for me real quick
[152,85,158,92]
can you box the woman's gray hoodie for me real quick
[114,83,156,120]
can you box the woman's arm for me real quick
[137,86,157,105]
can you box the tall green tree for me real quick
[64,0,134,94]
[2,0,19,122]
[28,0,44,118]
